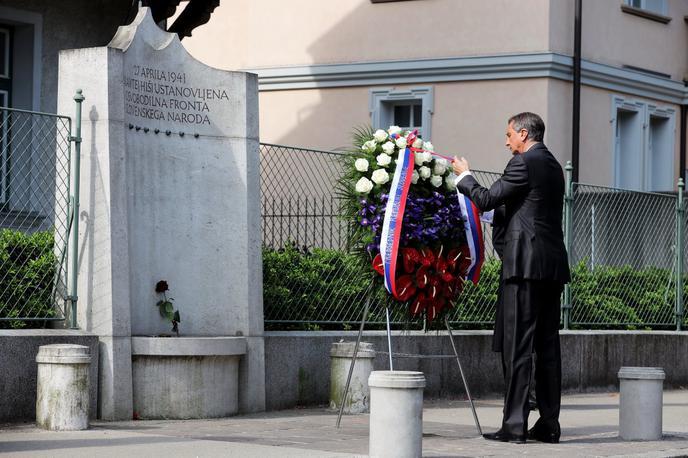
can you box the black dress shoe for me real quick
[483,429,526,444]
[527,426,560,444]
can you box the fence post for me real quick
[676,178,684,331]
[68,89,84,329]
[563,161,574,330]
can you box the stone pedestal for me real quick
[368,371,425,458]
[329,341,375,414]
[618,366,665,441]
[132,337,246,419]
[36,344,91,430]
[57,6,264,420]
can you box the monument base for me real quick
[131,337,246,419]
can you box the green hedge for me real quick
[264,246,684,330]
[0,229,57,329]
[570,261,677,328]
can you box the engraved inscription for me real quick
[124,64,230,126]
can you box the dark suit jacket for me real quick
[458,143,570,283]
[491,205,506,259]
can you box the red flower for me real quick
[415,265,430,289]
[409,292,427,316]
[372,253,384,276]
[155,280,169,293]
[396,275,416,302]
[419,247,435,266]
[401,248,419,273]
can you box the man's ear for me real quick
[520,129,529,142]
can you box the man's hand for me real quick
[452,156,470,175]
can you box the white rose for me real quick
[373,129,388,143]
[388,125,402,136]
[422,151,433,163]
[395,137,407,149]
[411,169,419,184]
[433,159,448,176]
[445,176,458,191]
[423,141,434,151]
[414,151,429,166]
[361,140,377,154]
[371,168,390,185]
[430,175,443,188]
[419,166,431,179]
[381,141,395,155]
[412,138,423,149]
[355,177,374,194]
[354,158,369,172]
[376,153,392,167]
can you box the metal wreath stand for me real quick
[335,280,482,436]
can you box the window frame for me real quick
[621,0,671,24]
[611,95,677,192]
[369,86,433,140]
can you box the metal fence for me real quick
[0,107,73,327]
[261,143,688,330]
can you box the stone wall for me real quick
[0,330,99,422]
[264,330,688,411]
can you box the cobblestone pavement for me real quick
[1,390,687,457]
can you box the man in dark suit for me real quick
[453,112,570,444]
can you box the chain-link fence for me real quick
[261,143,688,330]
[568,184,679,328]
[0,107,72,327]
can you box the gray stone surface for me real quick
[2,390,687,457]
[56,6,264,419]
[330,342,375,414]
[0,330,98,423]
[131,336,247,356]
[369,371,425,458]
[619,366,665,441]
[35,345,91,430]
[132,355,241,419]
[265,331,688,410]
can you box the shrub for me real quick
[0,229,57,329]
[264,247,683,330]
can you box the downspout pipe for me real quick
[572,0,582,182]
[680,98,686,183]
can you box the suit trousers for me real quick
[499,278,563,436]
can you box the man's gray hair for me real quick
[508,112,545,142]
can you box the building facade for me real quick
[0,0,686,190]
[177,0,688,190]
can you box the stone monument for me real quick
[57,7,264,420]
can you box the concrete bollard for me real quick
[36,344,91,430]
[329,341,375,413]
[618,366,665,441]
[368,371,425,458]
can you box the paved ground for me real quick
[1,390,687,457]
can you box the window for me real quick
[370,87,433,140]
[612,97,676,192]
[622,0,670,23]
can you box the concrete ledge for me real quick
[131,336,247,356]
[0,330,99,422]
[264,330,688,411]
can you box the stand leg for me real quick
[336,284,372,428]
[385,306,393,370]
[445,316,482,436]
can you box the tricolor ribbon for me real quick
[380,132,417,298]
[379,130,485,295]
[457,191,484,284]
